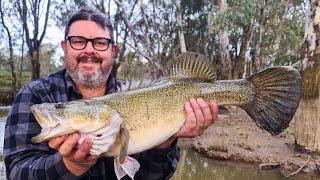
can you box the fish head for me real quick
[30,100,120,132]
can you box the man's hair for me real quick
[64,7,114,40]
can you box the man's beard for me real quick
[67,55,111,88]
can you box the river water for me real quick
[0,106,317,180]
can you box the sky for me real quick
[44,26,64,66]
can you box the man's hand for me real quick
[176,98,218,137]
[48,132,99,176]
[157,98,218,148]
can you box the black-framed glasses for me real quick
[66,36,114,51]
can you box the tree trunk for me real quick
[30,49,41,80]
[173,0,187,53]
[234,18,253,79]
[213,0,232,79]
[17,30,25,89]
[294,0,320,153]
[252,0,265,73]
[17,0,51,80]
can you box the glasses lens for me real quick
[93,38,111,51]
[67,36,113,51]
[69,36,86,50]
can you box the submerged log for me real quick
[259,162,283,170]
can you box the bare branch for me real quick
[172,0,187,53]
[39,0,51,44]
[286,156,310,178]
[138,0,154,57]
[21,0,31,48]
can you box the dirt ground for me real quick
[179,107,320,178]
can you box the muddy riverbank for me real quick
[180,107,320,179]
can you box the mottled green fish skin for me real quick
[31,53,301,157]
[92,78,255,156]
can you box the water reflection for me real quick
[0,106,10,120]
[171,148,319,180]
[171,148,283,180]
[0,107,8,179]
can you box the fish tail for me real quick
[241,66,302,135]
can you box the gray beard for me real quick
[68,68,109,88]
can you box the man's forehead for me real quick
[68,20,110,37]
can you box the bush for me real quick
[0,70,32,87]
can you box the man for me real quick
[4,8,218,179]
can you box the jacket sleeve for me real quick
[3,85,79,180]
[132,140,180,180]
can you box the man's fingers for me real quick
[196,98,211,130]
[185,101,197,132]
[209,101,219,126]
[48,135,68,150]
[59,133,80,157]
[177,102,196,137]
[73,139,92,160]
[190,98,205,135]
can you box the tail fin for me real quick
[242,66,302,135]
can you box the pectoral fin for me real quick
[119,123,130,164]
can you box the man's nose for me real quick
[83,41,95,53]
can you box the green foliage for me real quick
[181,0,214,54]
[0,70,31,86]
[117,52,149,80]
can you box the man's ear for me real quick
[111,45,118,53]
[61,40,67,52]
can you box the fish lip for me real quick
[30,104,49,128]
[30,105,40,119]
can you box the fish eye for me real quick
[54,102,65,109]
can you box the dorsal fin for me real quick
[168,52,216,81]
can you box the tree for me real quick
[0,0,18,93]
[14,0,51,80]
[114,0,179,79]
[172,0,187,53]
[294,0,320,153]
[211,0,232,79]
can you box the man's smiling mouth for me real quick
[77,55,102,64]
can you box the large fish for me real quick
[30,52,301,175]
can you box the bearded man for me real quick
[4,7,218,180]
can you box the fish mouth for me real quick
[30,104,56,128]
[30,105,46,127]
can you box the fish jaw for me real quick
[31,103,59,128]
[31,124,75,143]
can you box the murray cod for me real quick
[31,52,302,160]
